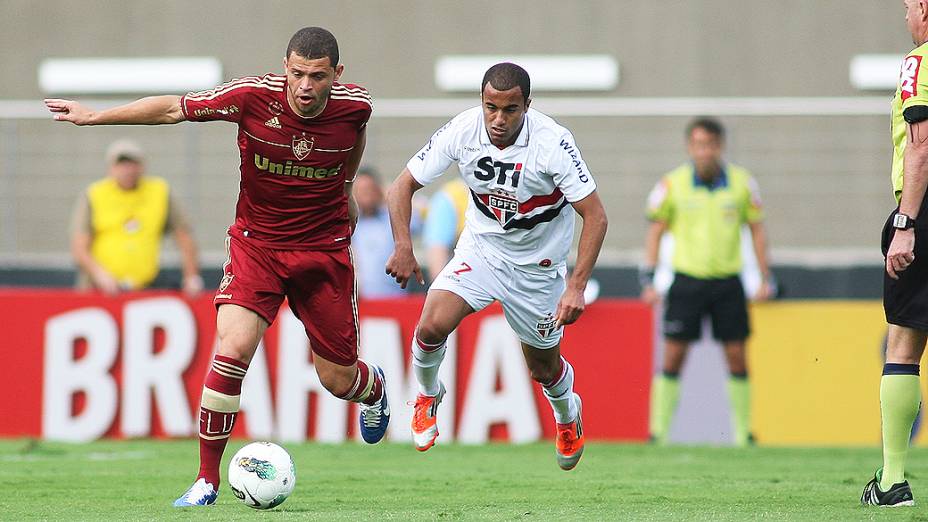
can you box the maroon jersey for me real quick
[181,74,371,249]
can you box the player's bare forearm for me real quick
[749,222,771,279]
[887,120,928,279]
[173,227,200,280]
[343,128,367,182]
[639,221,666,303]
[643,221,667,269]
[901,120,928,218]
[347,190,359,232]
[568,191,608,290]
[174,226,204,295]
[386,169,423,250]
[385,169,425,287]
[749,221,775,300]
[45,95,185,125]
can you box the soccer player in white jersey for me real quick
[385,62,608,470]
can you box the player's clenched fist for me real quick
[386,246,424,289]
[886,229,916,280]
[555,285,586,327]
[44,99,94,125]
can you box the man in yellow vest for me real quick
[640,117,773,447]
[70,139,202,295]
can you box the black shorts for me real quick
[882,202,928,331]
[663,273,749,342]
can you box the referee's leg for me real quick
[878,325,926,491]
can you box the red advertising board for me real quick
[0,290,651,443]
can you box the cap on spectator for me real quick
[105,139,145,164]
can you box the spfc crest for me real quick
[536,312,558,338]
[487,190,519,226]
[292,134,315,160]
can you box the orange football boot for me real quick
[555,393,584,470]
[411,382,446,451]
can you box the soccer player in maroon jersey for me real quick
[45,27,390,507]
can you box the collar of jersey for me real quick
[691,164,728,191]
[479,111,531,148]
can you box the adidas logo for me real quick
[264,116,281,129]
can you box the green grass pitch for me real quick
[0,439,925,521]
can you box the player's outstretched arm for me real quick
[556,191,608,326]
[385,169,425,288]
[44,95,185,126]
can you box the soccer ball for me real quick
[227,442,296,509]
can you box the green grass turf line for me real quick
[0,440,924,521]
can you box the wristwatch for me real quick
[893,212,916,230]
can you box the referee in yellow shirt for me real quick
[860,0,928,507]
[640,117,773,447]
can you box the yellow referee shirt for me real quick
[646,163,764,279]
[892,41,928,201]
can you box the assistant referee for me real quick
[640,117,773,447]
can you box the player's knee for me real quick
[316,365,355,398]
[216,334,258,364]
[526,361,560,385]
[415,321,450,346]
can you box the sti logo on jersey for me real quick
[474,157,523,188]
[901,55,923,101]
[292,135,315,160]
[487,189,519,225]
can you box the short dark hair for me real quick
[686,117,725,140]
[481,62,531,102]
[286,27,339,66]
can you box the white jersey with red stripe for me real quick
[407,106,596,272]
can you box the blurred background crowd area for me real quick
[0,0,910,296]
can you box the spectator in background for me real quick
[423,177,469,281]
[70,139,203,296]
[640,117,773,447]
[352,166,419,297]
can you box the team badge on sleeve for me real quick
[901,55,923,101]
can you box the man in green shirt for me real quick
[860,0,928,508]
[640,117,773,447]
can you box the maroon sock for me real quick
[338,360,384,406]
[196,355,248,487]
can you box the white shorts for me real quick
[430,244,566,349]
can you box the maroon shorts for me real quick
[214,235,359,366]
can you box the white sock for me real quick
[412,331,446,396]
[542,357,577,424]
